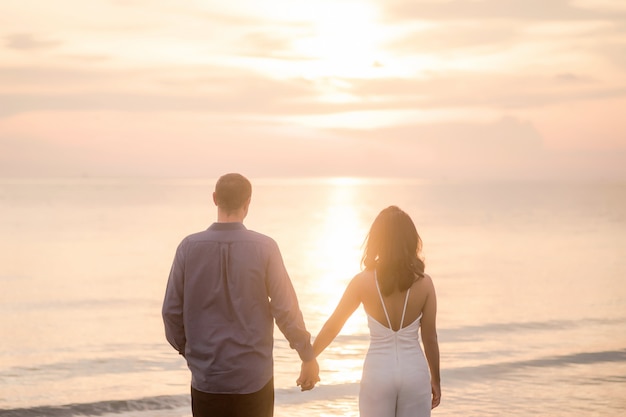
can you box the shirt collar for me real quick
[208,222,247,231]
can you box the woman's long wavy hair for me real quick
[362,206,425,296]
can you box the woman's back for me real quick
[358,270,433,417]
[311,206,440,415]
[357,270,431,332]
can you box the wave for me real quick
[2,348,624,416]
[443,348,626,381]
[320,317,626,344]
[0,385,361,417]
[440,316,626,342]
[0,395,189,417]
[0,353,183,381]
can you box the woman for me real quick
[313,206,441,417]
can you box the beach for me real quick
[1,178,625,416]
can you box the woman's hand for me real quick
[431,380,441,409]
[296,358,320,391]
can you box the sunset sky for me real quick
[1,0,625,180]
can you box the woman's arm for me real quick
[313,276,362,357]
[421,275,441,409]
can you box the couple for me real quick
[162,173,441,417]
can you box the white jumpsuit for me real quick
[359,276,431,417]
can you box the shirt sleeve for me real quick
[162,240,187,356]
[266,240,315,362]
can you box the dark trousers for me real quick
[191,378,274,417]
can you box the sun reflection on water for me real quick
[307,183,363,302]
[299,181,373,385]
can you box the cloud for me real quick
[340,73,626,110]
[4,33,61,50]
[553,73,592,83]
[0,67,118,86]
[0,115,368,178]
[2,40,625,125]
[1,111,623,180]
[232,30,314,60]
[324,116,624,180]
[0,135,87,177]
[2,67,624,119]
[328,116,547,177]
[384,0,626,22]
[595,41,626,71]
[0,0,624,180]
[0,65,321,117]
[386,21,520,54]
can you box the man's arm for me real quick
[265,240,318,388]
[162,241,187,355]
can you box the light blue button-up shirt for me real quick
[162,222,314,394]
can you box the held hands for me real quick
[296,358,320,391]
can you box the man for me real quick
[162,173,319,417]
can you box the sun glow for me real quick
[316,186,363,280]
[304,183,370,334]
[297,182,373,383]
[291,1,388,78]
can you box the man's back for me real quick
[162,173,318,417]
[163,222,313,394]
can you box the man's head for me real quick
[213,173,252,217]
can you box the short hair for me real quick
[214,173,252,212]
[362,206,425,296]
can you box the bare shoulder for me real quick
[349,270,374,292]
[417,273,436,293]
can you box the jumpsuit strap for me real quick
[374,271,393,329]
[375,271,412,330]
[400,287,411,329]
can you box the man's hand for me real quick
[296,358,320,391]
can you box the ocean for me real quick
[0,177,625,416]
